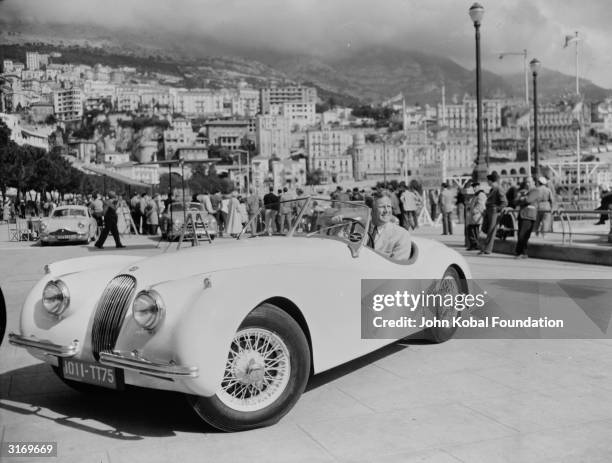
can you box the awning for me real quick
[80,164,152,188]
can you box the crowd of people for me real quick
[463,172,556,258]
[3,175,612,260]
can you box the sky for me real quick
[1,0,611,88]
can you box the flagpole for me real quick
[575,31,581,202]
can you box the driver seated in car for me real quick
[368,192,412,261]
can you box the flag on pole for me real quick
[563,34,580,48]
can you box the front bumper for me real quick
[9,333,199,379]
[9,333,79,357]
[100,350,199,379]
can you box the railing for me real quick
[497,208,612,245]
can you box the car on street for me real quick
[159,202,218,241]
[9,198,470,432]
[39,205,98,245]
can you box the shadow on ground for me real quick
[0,362,214,438]
[1,339,422,438]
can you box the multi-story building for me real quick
[113,162,160,185]
[237,88,260,116]
[93,64,111,82]
[256,115,291,158]
[175,90,225,117]
[205,119,250,151]
[26,52,40,71]
[437,96,503,131]
[53,88,83,121]
[176,146,209,162]
[280,101,316,129]
[351,135,404,181]
[306,126,354,181]
[163,118,196,159]
[515,101,591,150]
[260,86,317,114]
[2,60,14,73]
[38,54,49,67]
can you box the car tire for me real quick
[187,303,310,432]
[424,266,465,344]
[0,287,6,346]
[51,366,119,395]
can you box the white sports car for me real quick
[10,198,471,432]
[39,205,99,245]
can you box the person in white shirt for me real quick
[370,193,413,261]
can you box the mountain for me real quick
[1,20,610,106]
[503,69,610,103]
[263,47,516,104]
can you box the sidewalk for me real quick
[413,220,612,266]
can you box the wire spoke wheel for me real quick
[217,328,291,412]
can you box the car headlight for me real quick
[41,222,48,231]
[132,290,165,331]
[42,280,70,316]
[78,221,86,229]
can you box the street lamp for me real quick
[530,58,541,177]
[469,3,487,182]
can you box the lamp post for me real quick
[530,58,541,177]
[499,49,530,171]
[469,3,487,182]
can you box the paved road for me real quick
[1,232,611,462]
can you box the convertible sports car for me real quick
[39,205,98,245]
[159,202,218,241]
[10,198,471,432]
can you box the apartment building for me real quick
[256,115,291,158]
[53,88,83,121]
[260,86,317,114]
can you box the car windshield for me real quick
[169,202,205,213]
[239,197,371,254]
[52,208,86,217]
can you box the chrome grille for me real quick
[91,274,136,360]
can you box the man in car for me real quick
[369,193,413,261]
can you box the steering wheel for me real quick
[307,217,363,238]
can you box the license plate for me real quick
[61,359,121,389]
[57,235,70,240]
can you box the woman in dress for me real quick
[225,191,243,237]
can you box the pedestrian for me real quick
[514,177,539,258]
[439,183,455,235]
[95,192,125,249]
[246,188,262,236]
[279,186,296,232]
[91,193,104,227]
[534,176,554,237]
[456,187,465,224]
[594,184,612,224]
[400,186,420,230]
[226,191,243,237]
[466,181,486,250]
[145,196,159,235]
[263,187,279,236]
[479,171,508,255]
[389,187,402,224]
[428,188,438,221]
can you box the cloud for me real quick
[1,0,611,88]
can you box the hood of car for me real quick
[119,237,351,284]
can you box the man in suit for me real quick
[95,192,126,249]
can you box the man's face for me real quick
[374,196,393,225]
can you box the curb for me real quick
[493,239,612,266]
